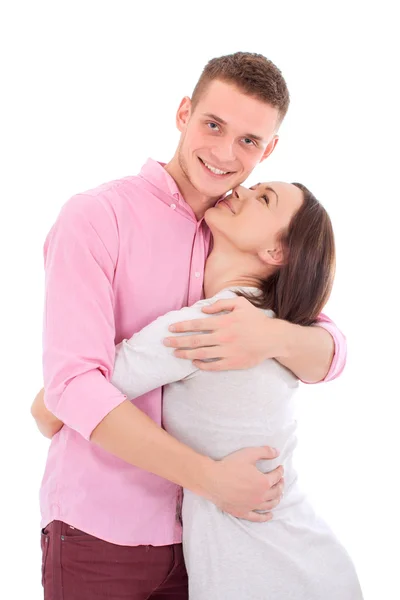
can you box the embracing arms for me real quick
[34,198,283,520]
[164,297,346,384]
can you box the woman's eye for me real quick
[261,194,270,205]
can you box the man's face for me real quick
[176,79,280,200]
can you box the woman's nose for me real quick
[232,186,247,200]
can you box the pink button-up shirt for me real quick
[41,159,346,546]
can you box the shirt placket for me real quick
[187,219,207,305]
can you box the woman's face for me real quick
[205,182,304,259]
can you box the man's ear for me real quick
[176,96,192,132]
[258,245,284,266]
[259,135,279,163]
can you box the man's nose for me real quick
[212,138,236,163]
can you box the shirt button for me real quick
[195,272,201,278]
[170,203,176,210]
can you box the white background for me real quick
[1,1,399,598]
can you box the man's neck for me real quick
[164,156,218,220]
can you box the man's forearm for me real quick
[34,417,63,439]
[91,400,215,497]
[31,388,64,438]
[275,320,334,383]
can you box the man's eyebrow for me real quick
[203,113,264,142]
[203,113,227,125]
[245,132,264,142]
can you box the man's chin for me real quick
[194,177,237,200]
[197,186,231,202]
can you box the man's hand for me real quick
[164,296,285,371]
[205,446,284,522]
[164,295,337,381]
[91,399,284,524]
[31,388,64,439]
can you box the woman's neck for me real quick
[203,245,269,299]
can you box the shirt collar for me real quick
[139,158,226,222]
[139,159,183,202]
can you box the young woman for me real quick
[33,181,363,599]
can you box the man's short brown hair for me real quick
[191,52,290,127]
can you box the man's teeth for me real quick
[202,160,229,175]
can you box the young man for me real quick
[33,52,346,599]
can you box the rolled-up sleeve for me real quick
[312,313,347,383]
[43,194,127,440]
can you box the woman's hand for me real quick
[31,388,64,439]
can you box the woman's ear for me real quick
[258,245,284,266]
[176,96,192,132]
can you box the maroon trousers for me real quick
[41,521,188,599]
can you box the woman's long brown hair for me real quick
[240,183,335,326]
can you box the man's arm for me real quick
[276,313,345,383]
[31,383,282,519]
[42,194,127,439]
[163,297,346,383]
[42,196,283,521]
[31,388,63,438]
[91,400,283,520]
[272,318,335,383]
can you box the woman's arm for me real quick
[31,388,64,438]
[111,304,207,399]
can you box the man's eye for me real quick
[207,122,219,131]
[243,138,255,146]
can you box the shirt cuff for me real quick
[45,369,127,440]
[309,319,347,383]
